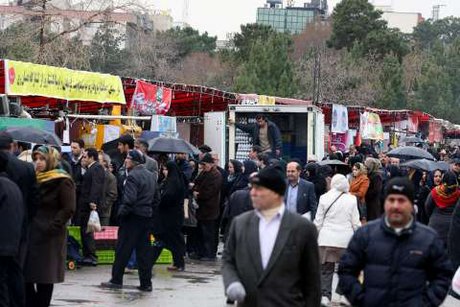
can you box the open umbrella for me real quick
[148,137,200,155]
[387,146,435,161]
[400,136,424,144]
[318,159,348,166]
[2,126,62,146]
[401,159,450,172]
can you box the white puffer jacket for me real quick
[313,174,361,248]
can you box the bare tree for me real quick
[172,52,234,90]
[1,0,146,66]
[123,30,179,81]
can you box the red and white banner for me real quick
[130,80,172,115]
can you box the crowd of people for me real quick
[1,123,460,306]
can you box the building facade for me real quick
[375,6,423,34]
[0,1,173,47]
[256,1,326,34]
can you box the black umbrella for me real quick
[401,159,450,172]
[318,159,348,166]
[148,137,200,155]
[2,126,62,146]
[387,146,435,161]
[400,136,424,144]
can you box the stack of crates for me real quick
[94,227,118,264]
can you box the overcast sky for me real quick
[152,0,460,39]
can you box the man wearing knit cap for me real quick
[222,166,321,306]
[102,149,159,292]
[338,177,453,307]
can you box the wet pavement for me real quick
[53,259,227,307]
[53,259,459,307]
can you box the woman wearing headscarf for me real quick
[349,162,370,222]
[152,161,187,271]
[242,160,258,178]
[225,160,246,198]
[25,146,76,307]
[426,171,460,245]
[313,174,361,306]
[364,158,383,221]
[221,160,258,241]
[417,169,443,224]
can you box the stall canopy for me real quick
[122,78,237,117]
[0,59,238,116]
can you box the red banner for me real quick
[131,80,172,115]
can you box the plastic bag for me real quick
[87,210,102,233]
[453,266,460,297]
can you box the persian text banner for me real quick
[4,60,126,104]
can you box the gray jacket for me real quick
[118,164,159,218]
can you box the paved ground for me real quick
[53,260,226,307]
[53,260,459,307]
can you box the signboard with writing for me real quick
[4,60,126,104]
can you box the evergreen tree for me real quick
[376,55,406,109]
[234,34,296,96]
[89,24,126,74]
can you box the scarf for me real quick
[431,185,460,209]
[36,169,72,185]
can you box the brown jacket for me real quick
[194,167,223,221]
[350,174,370,204]
[24,177,76,284]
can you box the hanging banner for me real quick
[360,112,384,140]
[408,115,419,133]
[150,115,177,133]
[4,60,125,104]
[330,133,348,152]
[331,104,348,133]
[131,80,172,115]
[428,122,443,143]
[394,117,419,133]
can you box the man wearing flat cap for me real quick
[222,166,321,306]
[339,177,453,307]
[102,149,159,292]
[192,153,223,261]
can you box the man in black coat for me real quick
[78,148,105,265]
[65,139,85,198]
[0,151,25,307]
[221,187,253,243]
[193,153,223,261]
[101,150,159,292]
[338,177,453,307]
[0,133,38,307]
[222,167,321,306]
[230,114,282,158]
